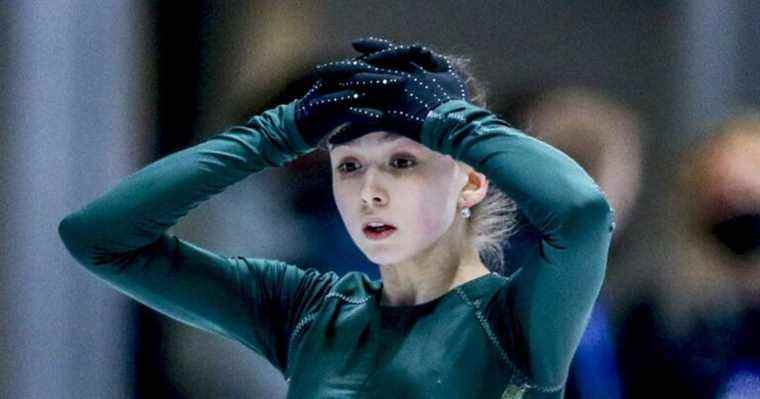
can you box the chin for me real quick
[363,250,400,266]
[360,246,410,266]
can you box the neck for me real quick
[377,218,490,306]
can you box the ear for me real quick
[459,168,489,208]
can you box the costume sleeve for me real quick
[57,101,337,373]
[421,100,615,395]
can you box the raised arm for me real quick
[57,90,383,372]
[422,100,615,395]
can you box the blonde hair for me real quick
[467,180,520,275]
[445,53,520,275]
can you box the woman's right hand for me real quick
[308,37,470,146]
[293,69,405,148]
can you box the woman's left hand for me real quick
[312,37,469,144]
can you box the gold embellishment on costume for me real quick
[500,384,527,399]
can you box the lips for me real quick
[363,220,396,230]
[362,220,397,240]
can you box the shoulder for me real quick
[439,272,513,314]
[482,271,518,312]
[324,270,381,303]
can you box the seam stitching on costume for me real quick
[285,290,372,381]
[286,311,319,381]
[455,286,537,391]
[325,292,371,304]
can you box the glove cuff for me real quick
[420,100,492,157]
[283,100,317,153]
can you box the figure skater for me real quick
[59,37,615,398]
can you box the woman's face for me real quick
[329,131,466,265]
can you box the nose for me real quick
[360,167,388,208]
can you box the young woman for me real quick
[58,37,615,398]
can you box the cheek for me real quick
[426,159,461,206]
[332,181,353,221]
[410,179,458,236]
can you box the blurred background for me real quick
[2,1,759,398]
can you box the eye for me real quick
[391,157,416,169]
[337,161,360,174]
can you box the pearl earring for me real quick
[460,207,471,219]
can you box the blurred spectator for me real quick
[673,113,760,312]
[501,86,643,245]
[618,112,760,398]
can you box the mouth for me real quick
[362,222,398,240]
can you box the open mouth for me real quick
[363,223,397,240]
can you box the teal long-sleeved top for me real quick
[58,100,615,398]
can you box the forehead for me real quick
[329,131,418,153]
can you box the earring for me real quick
[460,207,471,219]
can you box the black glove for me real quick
[312,37,469,145]
[352,37,452,74]
[293,72,404,147]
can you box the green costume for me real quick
[59,99,615,398]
